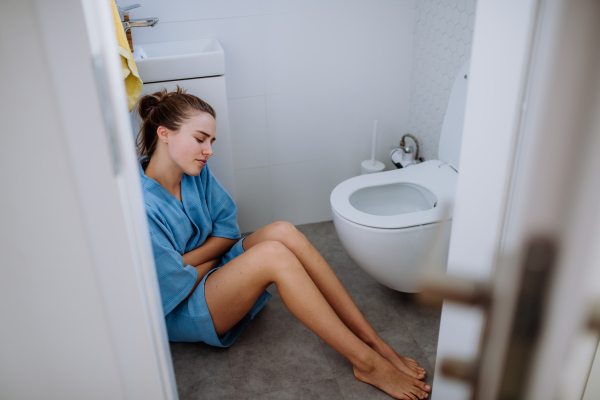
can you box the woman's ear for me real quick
[157,126,169,143]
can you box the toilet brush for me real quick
[361,120,385,174]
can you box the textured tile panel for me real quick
[407,0,477,161]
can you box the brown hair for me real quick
[135,85,216,159]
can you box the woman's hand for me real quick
[182,236,238,267]
[184,257,223,300]
[196,257,222,276]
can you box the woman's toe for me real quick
[417,381,431,392]
[411,387,427,399]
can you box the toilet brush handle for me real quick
[371,120,378,166]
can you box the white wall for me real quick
[407,0,477,161]
[125,0,416,232]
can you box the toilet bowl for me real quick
[331,161,456,292]
[330,59,470,292]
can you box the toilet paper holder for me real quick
[390,134,425,168]
[390,146,415,169]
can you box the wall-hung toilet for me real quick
[330,60,470,292]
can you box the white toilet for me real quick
[330,59,470,292]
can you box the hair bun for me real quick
[137,88,169,120]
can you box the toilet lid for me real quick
[330,160,458,229]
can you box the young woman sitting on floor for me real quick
[136,87,431,400]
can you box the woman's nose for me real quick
[203,143,213,156]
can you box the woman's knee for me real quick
[267,221,305,242]
[250,240,303,275]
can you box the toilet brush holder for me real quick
[361,160,385,174]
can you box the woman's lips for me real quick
[197,159,206,166]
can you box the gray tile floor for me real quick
[169,221,442,400]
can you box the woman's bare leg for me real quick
[205,241,430,400]
[241,221,425,379]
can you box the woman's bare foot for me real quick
[398,355,426,379]
[370,338,426,380]
[353,356,431,400]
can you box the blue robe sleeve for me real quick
[203,164,242,239]
[147,210,199,316]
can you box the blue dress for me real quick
[139,158,272,347]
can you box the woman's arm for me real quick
[184,258,222,300]
[182,236,238,268]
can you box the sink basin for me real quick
[132,38,224,83]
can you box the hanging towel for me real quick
[110,0,143,112]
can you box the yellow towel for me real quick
[110,0,143,112]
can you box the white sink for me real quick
[132,38,224,83]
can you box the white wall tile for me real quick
[264,76,408,171]
[234,167,274,233]
[267,88,406,192]
[125,0,261,23]
[265,88,355,166]
[131,17,265,99]
[261,10,349,95]
[258,0,414,15]
[228,96,270,170]
[262,5,414,95]
[269,159,338,225]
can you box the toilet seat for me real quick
[330,160,458,229]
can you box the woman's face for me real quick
[166,111,216,176]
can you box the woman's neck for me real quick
[144,154,184,199]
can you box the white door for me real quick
[0,1,177,399]
[428,0,600,398]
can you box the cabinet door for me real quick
[134,77,236,199]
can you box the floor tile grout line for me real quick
[375,325,434,368]
[319,340,336,377]
[235,377,338,399]
[226,347,239,397]
[390,303,434,363]
[330,368,349,400]
[318,340,350,400]
[374,303,437,376]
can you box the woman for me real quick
[137,87,431,400]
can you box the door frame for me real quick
[432,0,600,399]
